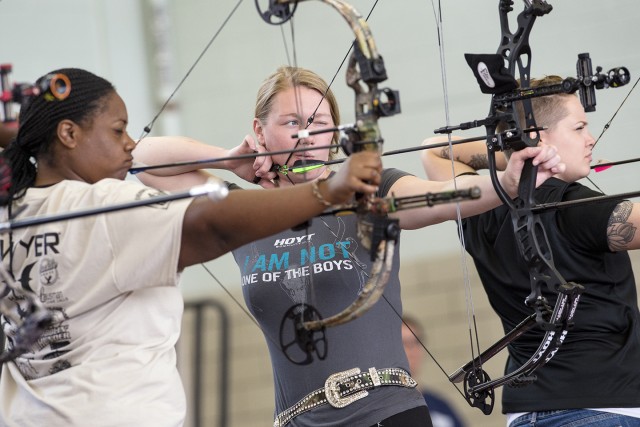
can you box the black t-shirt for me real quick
[462,178,640,412]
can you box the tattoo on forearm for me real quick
[607,201,636,251]
[438,147,451,160]
[437,149,489,171]
[467,154,490,171]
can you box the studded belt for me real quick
[273,367,417,427]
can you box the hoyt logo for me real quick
[274,233,315,248]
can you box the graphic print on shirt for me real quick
[135,188,171,209]
[320,216,368,293]
[238,216,372,365]
[1,231,71,379]
[240,216,367,307]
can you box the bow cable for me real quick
[428,0,484,396]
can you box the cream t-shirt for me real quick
[0,179,191,427]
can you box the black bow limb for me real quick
[448,56,633,409]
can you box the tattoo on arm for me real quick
[607,201,636,251]
[467,153,490,171]
[437,149,489,171]
[438,147,451,160]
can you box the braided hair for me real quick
[3,68,115,201]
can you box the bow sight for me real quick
[574,52,630,112]
[464,52,629,120]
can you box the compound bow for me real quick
[255,0,405,366]
[434,0,630,414]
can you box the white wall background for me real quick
[2,1,154,135]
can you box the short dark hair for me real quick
[498,75,575,158]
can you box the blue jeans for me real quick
[510,410,640,427]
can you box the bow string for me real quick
[254,0,477,367]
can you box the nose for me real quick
[124,133,136,151]
[299,134,315,146]
[586,131,596,148]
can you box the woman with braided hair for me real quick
[0,67,383,427]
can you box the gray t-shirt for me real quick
[233,169,426,426]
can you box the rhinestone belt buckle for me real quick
[324,367,369,408]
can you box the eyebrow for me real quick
[278,113,300,119]
[278,112,332,121]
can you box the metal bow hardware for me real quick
[259,0,490,368]
[432,0,630,414]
